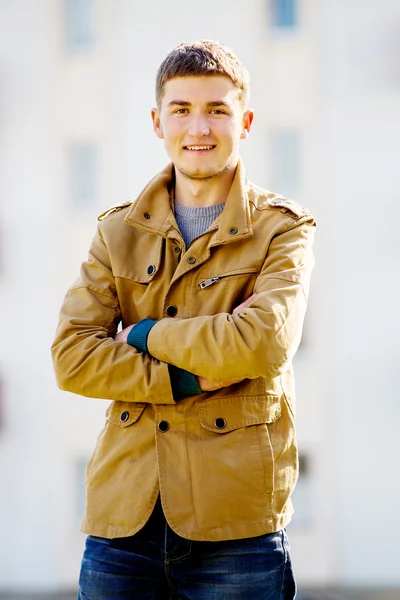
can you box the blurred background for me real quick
[0,0,399,598]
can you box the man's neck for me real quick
[174,165,237,208]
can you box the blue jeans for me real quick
[77,497,296,599]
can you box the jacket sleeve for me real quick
[51,224,175,404]
[147,215,316,381]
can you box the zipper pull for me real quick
[199,277,220,289]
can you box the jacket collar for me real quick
[124,158,253,244]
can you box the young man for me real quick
[52,40,315,600]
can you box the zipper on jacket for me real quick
[199,267,259,290]
[199,277,220,289]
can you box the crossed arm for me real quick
[52,216,314,403]
[114,294,256,393]
[51,225,257,404]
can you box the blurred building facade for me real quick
[0,0,399,593]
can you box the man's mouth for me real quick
[183,145,216,151]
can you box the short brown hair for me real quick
[155,40,250,108]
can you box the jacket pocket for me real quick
[196,266,260,316]
[198,396,281,499]
[107,401,147,427]
[113,236,163,284]
[198,266,259,289]
[86,401,147,494]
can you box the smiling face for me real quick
[151,75,253,181]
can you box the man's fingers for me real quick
[114,324,135,343]
[198,376,244,392]
[233,293,256,315]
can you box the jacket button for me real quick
[214,418,227,429]
[166,305,178,317]
[147,264,156,275]
[144,212,151,219]
[120,411,129,422]
[187,256,196,264]
[229,227,238,235]
[158,420,170,432]
[173,246,181,254]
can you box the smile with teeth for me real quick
[184,145,215,151]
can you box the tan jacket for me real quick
[51,159,316,541]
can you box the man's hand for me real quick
[114,324,135,343]
[197,376,245,392]
[232,293,256,315]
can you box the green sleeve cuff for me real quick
[127,319,202,401]
[168,365,203,401]
[127,318,156,354]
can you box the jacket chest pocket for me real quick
[198,396,281,500]
[115,237,166,323]
[197,266,260,315]
[86,402,147,495]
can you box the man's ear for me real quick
[151,108,164,139]
[240,109,254,140]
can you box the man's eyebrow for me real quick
[166,100,232,108]
[207,101,231,108]
[167,100,191,107]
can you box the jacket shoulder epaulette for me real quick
[248,183,310,219]
[266,196,307,219]
[98,201,133,221]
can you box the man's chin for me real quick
[176,164,229,181]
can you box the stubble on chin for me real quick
[176,162,233,182]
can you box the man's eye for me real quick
[211,109,225,115]
[174,108,188,114]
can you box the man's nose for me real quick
[187,116,210,138]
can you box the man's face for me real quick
[151,75,253,180]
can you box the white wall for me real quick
[322,0,400,585]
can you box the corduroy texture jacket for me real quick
[51,159,316,541]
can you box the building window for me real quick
[271,0,297,29]
[65,0,95,52]
[69,143,99,209]
[270,129,302,197]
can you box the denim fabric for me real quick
[77,497,296,599]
